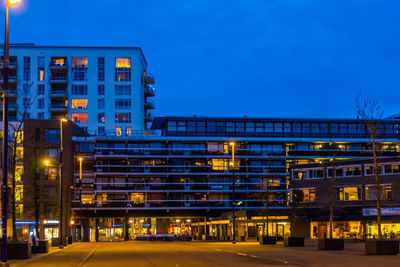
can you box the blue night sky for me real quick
[1,0,399,119]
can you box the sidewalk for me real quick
[9,243,77,267]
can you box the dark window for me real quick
[44,129,60,143]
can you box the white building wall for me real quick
[1,45,151,133]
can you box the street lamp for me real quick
[78,157,83,241]
[2,0,21,265]
[59,118,67,248]
[229,142,236,244]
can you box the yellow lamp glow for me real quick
[43,160,49,166]
[43,220,48,225]
[61,118,68,122]
[70,220,75,225]
[186,219,191,223]
[78,157,83,161]
[229,142,236,146]
[8,0,21,5]
[176,219,180,223]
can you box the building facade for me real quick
[1,44,155,133]
[291,157,400,240]
[71,116,400,242]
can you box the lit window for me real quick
[15,185,23,201]
[39,70,44,81]
[53,58,65,66]
[72,57,88,67]
[15,131,23,144]
[115,112,131,123]
[81,194,95,204]
[115,58,131,68]
[15,166,23,182]
[71,99,88,109]
[71,113,88,123]
[115,127,122,136]
[131,193,144,204]
[302,189,316,202]
[211,159,229,170]
[126,127,132,136]
[338,187,359,201]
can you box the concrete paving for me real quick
[8,240,400,267]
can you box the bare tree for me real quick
[8,81,35,241]
[356,95,384,239]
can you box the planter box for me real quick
[259,236,277,245]
[32,240,49,254]
[365,240,399,255]
[1,242,32,259]
[51,237,68,247]
[284,237,305,247]
[318,239,344,250]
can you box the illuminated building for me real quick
[0,44,155,132]
[291,157,400,239]
[71,116,399,241]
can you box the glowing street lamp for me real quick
[229,142,236,244]
[2,0,22,264]
[77,157,83,241]
[58,118,68,248]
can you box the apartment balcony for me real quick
[49,62,68,70]
[49,89,68,99]
[144,73,155,84]
[145,112,154,122]
[0,61,18,69]
[144,85,155,96]
[8,89,17,98]
[49,103,68,112]
[0,102,18,111]
[0,75,18,85]
[49,75,68,85]
[144,98,155,110]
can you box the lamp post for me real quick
[229,142,236,244]
[78,157,83,241]
[59,118,67,248]
[2,0,21,265]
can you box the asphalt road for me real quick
[10,240,400,267]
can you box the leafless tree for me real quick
[8,80,35,241]
[356,94,384,239]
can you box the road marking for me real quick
[77,243,101,267]
[249,255,258,258]
[237,253,248,256]
[215,248,222,251]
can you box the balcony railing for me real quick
[144,99,155,109]
[49,76,68,83]
[49,62,68,69]
[144,73,155,84]
[144,85,155,96]
[49,103,68,111]
[49,89,68,97]
[0,75,18,83]
[0,61,18,69]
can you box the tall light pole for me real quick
[229,142,236,244]
[2,0,21,265]
[78,157,83,241]
[59,118,67,248]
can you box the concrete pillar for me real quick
[95,219,99,242]
[83,217,90,242]
[39,220,45,240]
[124,215,130,241]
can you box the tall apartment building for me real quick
[0,44,155,133]
[71,116,399,242]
